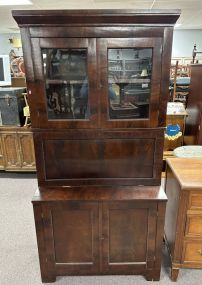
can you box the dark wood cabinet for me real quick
[32,186,167,282]
[13,9,179,282]
[185,64,202,145]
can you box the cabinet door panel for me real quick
[42,202,100,275]
[102,201,157,273]
[2,133,21,169]
[30,37,97,128]
[34,128,164,186]
[18,132,36,169]
[98,38,162,128]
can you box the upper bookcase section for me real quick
[12,9,180,27]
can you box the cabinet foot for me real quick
[145,269,160,281]
[41,274,56,283]
[171,267,179,282]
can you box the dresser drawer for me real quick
[183,241,202,263]
[189,193,202,210]
[186,216,202,237]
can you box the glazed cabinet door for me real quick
[36,201,100,279]
[30,37,97,128]
[98,38,162,128]
[102,201,157,274]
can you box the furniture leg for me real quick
[171,267,179,282]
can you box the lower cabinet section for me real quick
[32,186,167,283]
[0,127,36,171]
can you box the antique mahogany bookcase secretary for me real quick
[13,9,180,282]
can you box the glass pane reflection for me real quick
[108,48,152,119]
[42,48,89,120]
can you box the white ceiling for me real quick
[0,0,202,33]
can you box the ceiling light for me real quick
[0,0,32,5]
[175,23,182,28]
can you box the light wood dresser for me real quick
[165,158,202,281]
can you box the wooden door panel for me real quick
[18,132,36,169]
[42,202,100,275]
[108,208,148,263]
[2,133,21,169]
[102,201,157,273]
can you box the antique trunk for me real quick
[0,87,26,126]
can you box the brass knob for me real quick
[197,249,202,256]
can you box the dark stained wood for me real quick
[14,9,179,282]
[32,186,167,281]
[165,158,202,281]
[12,9,180,26]
[33,204,56,283]
[185,64,202,145]
[33,185,167,202]
[158,27,174,127]
[33,128,164,186]
[30,37,98,129]
[102,201,155,273]
[29,26,165,39]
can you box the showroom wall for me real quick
[0,33,22,56]
[172,29,202,57]
[1,30,202,58]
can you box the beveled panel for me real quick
[52,208,93,263]
[2,133,21,169]
[108,208,148,263]
[43,138,155,180]
[18,133,36,168]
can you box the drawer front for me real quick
[189,193,202,210]
[183,241,202,263]
[186,216,202,237]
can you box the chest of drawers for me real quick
[165,158,202,281]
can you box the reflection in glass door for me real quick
[108,48,152,119]
[42,48,89,120]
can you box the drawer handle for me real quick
[197,249,202,256]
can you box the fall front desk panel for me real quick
[33,128,164,186]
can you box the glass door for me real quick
[30,38,97,128]
[98,38,162,128]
